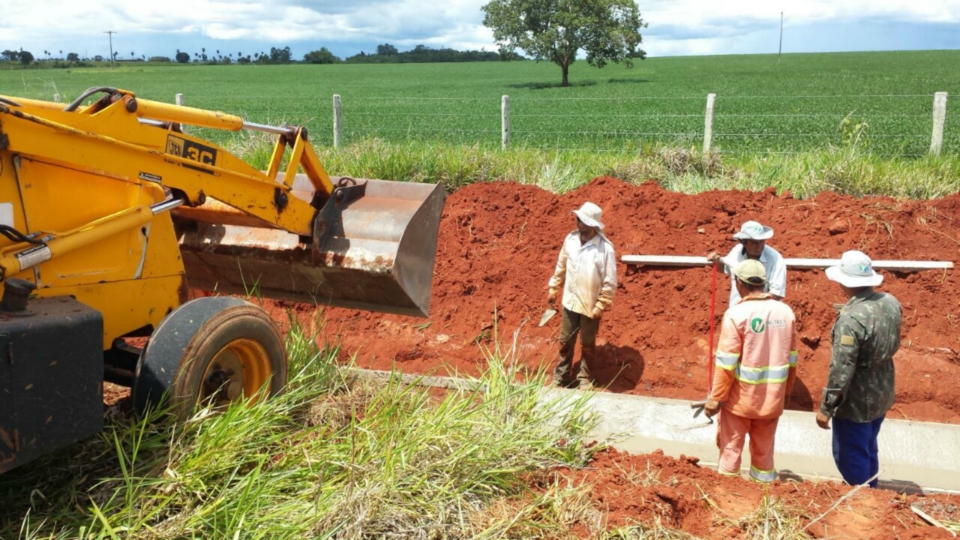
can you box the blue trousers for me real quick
[832,416,884,488]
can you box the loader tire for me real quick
[132,297,287,420]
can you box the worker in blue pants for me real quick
[816,251,901,488]
[831,417,884,487]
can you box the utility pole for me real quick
[778,12,783,66]
[105,31,116,68]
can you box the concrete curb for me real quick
[346,368,960,494]
[558,388,960,494]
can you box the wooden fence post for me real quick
[333,94,343,148]
[501,95,510,150]
[703,93,716,153]
[173,93,187,132]
[930,92,948,156]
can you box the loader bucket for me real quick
[175,176,446,318]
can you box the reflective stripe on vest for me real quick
[788,350,798,367]
[734,363,790,385]
[715,351,740,370]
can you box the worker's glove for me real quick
[547,289,558,307]
[703,400,721,418]
[591,306,603,319]
[815,411,831,430]
[706,251,721,265]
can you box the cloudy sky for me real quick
[2,0,959,60]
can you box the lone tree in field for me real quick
[481,0,646,87]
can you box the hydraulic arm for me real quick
[0,87,445,473]
[0,88,445,318]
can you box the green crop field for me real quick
[2,50,959,156]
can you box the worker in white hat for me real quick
[816,250,901,489]
[708,220,787,305]
[547,202,617,389]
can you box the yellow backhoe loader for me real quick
[0,87,445,473]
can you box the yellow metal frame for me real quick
[0,94,335,235]
[0,89,338,348]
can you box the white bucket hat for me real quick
[826,250,884,288]
[732,221,774,241]
[572,202,605,231]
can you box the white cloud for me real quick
[639,0,960,55]
[1,0,958,56]
[640,0,960,28]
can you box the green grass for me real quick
[0,321,599,539]
[1,51,959,155]
[226,133,960,199]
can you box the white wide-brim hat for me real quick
[826,250,884,287]
[572,201,605,231]
[733,220,774,241]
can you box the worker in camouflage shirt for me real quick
[816,250,901,488]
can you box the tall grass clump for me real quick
[605,519,702,539]
[227,133,960,200]
[729,495,806,540]
[0,318,598,539]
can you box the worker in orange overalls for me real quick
[703,259,798,483]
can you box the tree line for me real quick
[0,43,521,68]
[3,0,647,86]
[2,48,163,67]
[331,44,524,64]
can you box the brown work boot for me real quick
[577,379,595,391]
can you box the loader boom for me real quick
[1,89,333,236]
[0,88,445,319]
[0,88,445,473]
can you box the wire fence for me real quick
[29,88,955,157]
[337,93,951,157]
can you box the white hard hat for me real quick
[826,250,883,288]
[572,202,605,231]
[733,221,774,241]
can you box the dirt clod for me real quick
[829,218,850,235]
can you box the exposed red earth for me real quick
[117,178,960,538]
[264,177,960,424]
[547,447,958,539]
[92,177,960,538]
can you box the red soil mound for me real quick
[266,177,960,424]
[549,447,956,539]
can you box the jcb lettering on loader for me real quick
[166,135,218,172]
[0,88,446,474]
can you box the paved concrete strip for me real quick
[559,389,960,494]
[346,368,960,493]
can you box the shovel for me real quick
[663,399,714,432]
[538,308,558,327]
[690,400,714,424]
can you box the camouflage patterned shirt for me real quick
[819,290,902,422]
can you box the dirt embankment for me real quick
[548,447,957,539]
[265,177,960,424]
